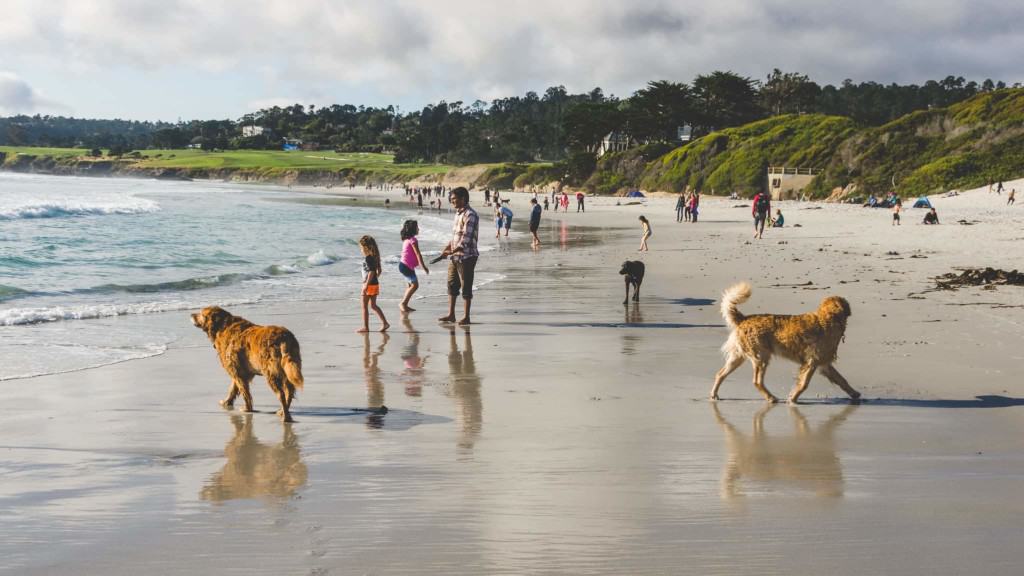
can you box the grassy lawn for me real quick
[0,146,450,177]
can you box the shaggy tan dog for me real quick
[191,306,304,422]
[710,283,860,403]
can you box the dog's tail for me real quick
[720,282,751,329]
[281,341,304,391]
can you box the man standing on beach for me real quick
[439,187,479,325]
[529,197,542,248]
[752,190,771,239]
[576,191,585,212]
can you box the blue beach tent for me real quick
[912,197,932,209]
[626,190,646,198]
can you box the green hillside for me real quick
[806,88,1024,197]
[638,114,857,196]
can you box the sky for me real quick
[1,0,1022,121]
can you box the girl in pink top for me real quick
[398,220,430,312]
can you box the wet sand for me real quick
[2,184,1024,575]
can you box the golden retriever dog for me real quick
[710,282,860,403]
[191,306,304,422]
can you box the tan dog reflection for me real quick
[713,404,857,502]
[200,413,307,502]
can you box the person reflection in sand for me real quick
[200,413,307,502]
[712,403,857,503]
[363,332,390,429]
[400,314,428,397]
[439,327,482,452]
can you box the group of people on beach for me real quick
[675,191,700,222]
[358,186,481,333]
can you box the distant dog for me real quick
[191,306,305,422]
[619,260,645,304]
[710,283,861,403]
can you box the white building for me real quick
[242,125,266,138]
[767,166,823,200]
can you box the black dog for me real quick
[619,260,645,304]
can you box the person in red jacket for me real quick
[752,190,771,239]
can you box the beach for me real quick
[2,178,1023,575]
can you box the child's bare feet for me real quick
[356,327,369,333]
[438,315,456,323]
[457,317,471,325]
[380,322,390,332]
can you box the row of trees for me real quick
[1,72,1012,164]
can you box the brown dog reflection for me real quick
[200,413,307,502]
[439,327,482,452]
[713,403,857,503]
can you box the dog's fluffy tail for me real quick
[720,282,751,329]
[281,342,304,391]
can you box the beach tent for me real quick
[913,197,932,208]
[626,190,646,198]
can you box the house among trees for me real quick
[767,166,823,199]
[241,125,266,138]
[595,132,634,156]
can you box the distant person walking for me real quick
[529,197,542,248]
[1008,189,1016,205]
[639,215,652,252]
[892,197,902,226]
[752,190,771,238]
[675,192,685,222]
[576,191,585,212]
[493,205,503,238]
[689,191,700,223]
[398,220,429,312]
[357,235,390,333]
[438,187,479,325]
[996,180,1005,194]
[560,192,570,212]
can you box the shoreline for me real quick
[2,175,1023,574]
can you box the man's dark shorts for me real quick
[754,212,767,227]
[447,256,478,299]
[529,218,540,233]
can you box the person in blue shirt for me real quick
[499,204,513,237]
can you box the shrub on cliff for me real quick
[639,114,855,195]
[807,88,1024,197]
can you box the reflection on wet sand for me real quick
[363,332,390,429]
[400,314,428,397]
[625,302,643,324]
[440,327,482,452]
[713,403,857,504]
[200,413,307,503]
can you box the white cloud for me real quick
[0,72,64,115]
[1,0,1021,116]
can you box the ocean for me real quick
[0,172,465,381]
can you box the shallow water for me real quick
[0,173,460,379]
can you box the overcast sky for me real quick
[1,0,1022,121]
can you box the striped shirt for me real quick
[450,206,480,262]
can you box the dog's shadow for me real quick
[712,403,855,505]
[799,395,1024,409]
[293,406,450,431]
